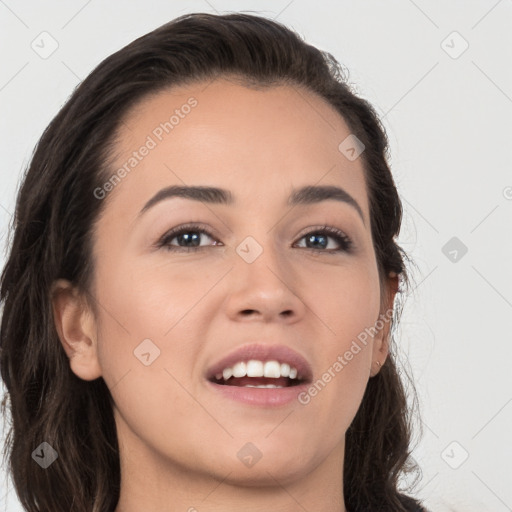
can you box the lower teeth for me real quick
[243,384,284,388]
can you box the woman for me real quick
[0,12,427,512]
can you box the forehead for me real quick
[103,78,370,221]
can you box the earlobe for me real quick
[370,333,389,378]
[370,272,399,377]
[51,279,102,381]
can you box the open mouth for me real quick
[208,360,307,388]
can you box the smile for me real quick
[206,343,312,406]
[210,359,304,388]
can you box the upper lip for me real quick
[206,343,313,382]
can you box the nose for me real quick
[223,237,307,324]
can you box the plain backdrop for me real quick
[1,1,511,510]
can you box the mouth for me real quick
[208,360,306,388]
[205,343,312,406]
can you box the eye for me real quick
[294,225,353,253]
[156,223,354,253]
[156,223,221,252]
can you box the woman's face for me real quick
[65,78,396,488]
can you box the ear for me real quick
[51,279,102,381]
[370,271,400,377]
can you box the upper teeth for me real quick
[216,360,300,381]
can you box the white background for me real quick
[1,1,511,511]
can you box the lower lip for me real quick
[207,380,309,407]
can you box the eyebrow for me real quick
[139,184,365,224]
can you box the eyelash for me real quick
[155,222,354,254]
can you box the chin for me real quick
[222,457,315,488]
[208,437,322,487]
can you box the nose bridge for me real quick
[225,229,304,321]
[236,232,272,265]
[235,227,287,280]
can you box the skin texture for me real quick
[52,78,398,512]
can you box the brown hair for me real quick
[1,12,424,512]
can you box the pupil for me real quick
[307,234,326,249]
[179,233,200,247]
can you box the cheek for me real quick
[91,250,227,407]
[304,254,381,343]
[92,261,208,451]
[93,248,217,339]
[297,259,380,425]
